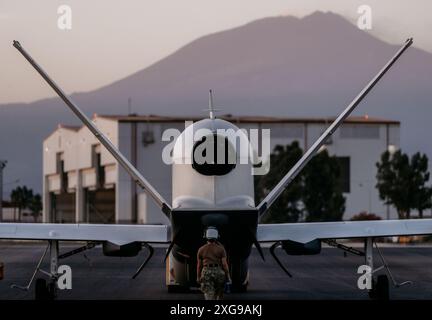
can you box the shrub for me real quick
[350,211,382,221]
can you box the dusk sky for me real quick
[1,0,431,104]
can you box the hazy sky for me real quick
[1,0,431,104]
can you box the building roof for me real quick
[96,114,400,125]
[47,115,399,142]
[57,124,81,131]
[44,124,82,141]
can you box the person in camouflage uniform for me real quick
[197,227,231,300]
[199,266,226,300]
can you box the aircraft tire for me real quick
[368,275,389,300]
[375,275,390,300]
[35,278,49,300]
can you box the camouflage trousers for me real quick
[200,266,226,300]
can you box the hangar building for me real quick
[42,114,400,224]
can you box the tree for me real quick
[255,142,303,223]
[350,212,381,221]
[302,149,345,222]
[411,153,432,218]
[10,186,34,222]
[255,142,346,223]
[376,150,432,219]
[28,194,42,222]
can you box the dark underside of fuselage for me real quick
[170,209,259,291]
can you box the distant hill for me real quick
[1,11,432,194]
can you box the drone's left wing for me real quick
[257,219,432,243]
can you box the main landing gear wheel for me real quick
[368,275,389,300]
[35,278,56,300]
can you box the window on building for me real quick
[336,157,350,193]
[56,152,68,193]
[60,160,68,193]
[270,124,304,139]
[340,124,380,139]
[96,153,105,188]
[92,145,105,188]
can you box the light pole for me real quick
[358,182,372,214]
[386,145,397,219]
[0,160,7,222]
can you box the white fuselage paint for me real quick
[172,118,255,210]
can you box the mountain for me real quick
[1,11,432,195]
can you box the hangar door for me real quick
[85,188,115,223]
[50,192,76,223]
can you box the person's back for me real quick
[197,228,231,300]
[197,242,225,266]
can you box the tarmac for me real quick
[1,242,432,300]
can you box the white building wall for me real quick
[236,121,399,220]
[116,122,134,224]
[76,118,117,170]
[43,116,400,224]
[43,128,78,221]
[42,118,118,222]
[43,128,78,176]
[306,122,399,220]
[135,122,177,224]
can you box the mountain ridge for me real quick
[1,11,431,194]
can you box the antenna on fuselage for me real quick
[206,89,222,120]
[208,89,215,119]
